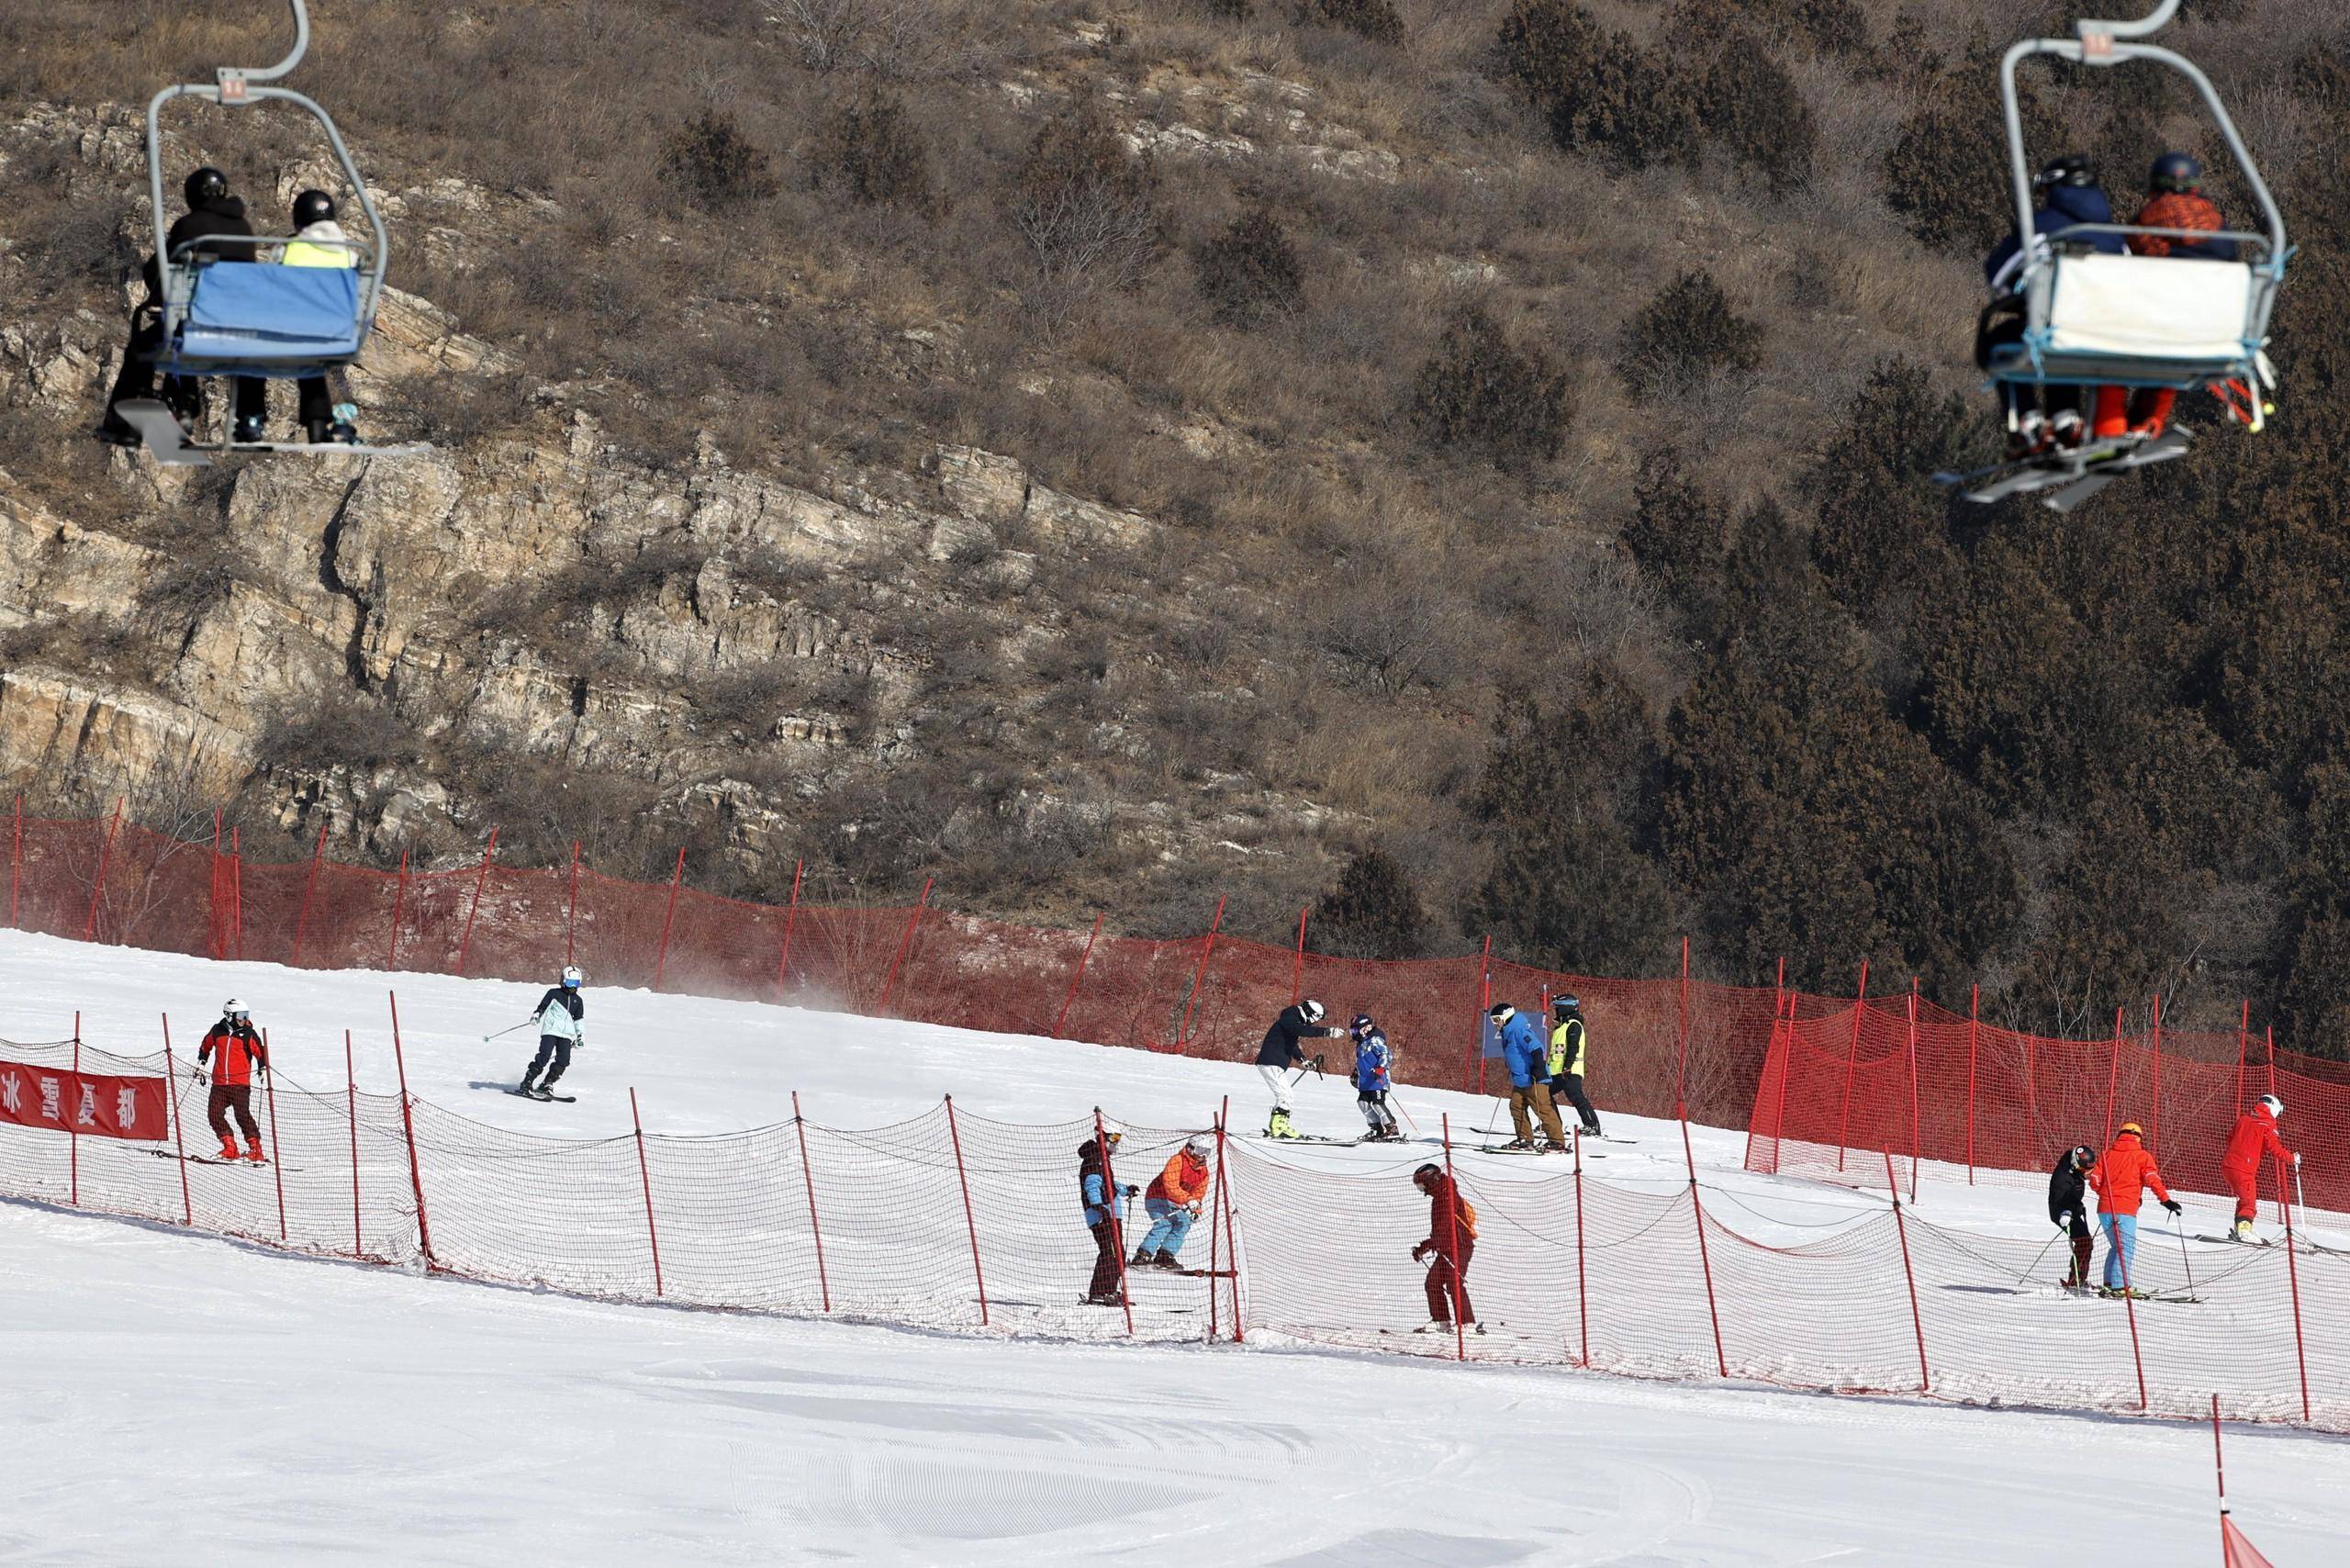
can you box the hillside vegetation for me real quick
[3,0,2349,1054]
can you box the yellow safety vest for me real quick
[282,240,354,269]
[1547,1017,1586,1078]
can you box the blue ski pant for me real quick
[1138,1199,1194,1258]
[2101,1213,2139,1290]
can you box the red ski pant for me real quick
[207,1083,260,1144]
[2227,1166,2259,1225]
[1424,1238,1474,1325]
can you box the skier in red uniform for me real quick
[196,998,270,1162]
[2221,1093,2297,1242]
[1408,1163,1481,1335]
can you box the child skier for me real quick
[196,998,270,1162]
[1134,1136,1213,1269]
[518,966,586,1100]
[2046,1143,2098,1291]
[1351,1014,1403,1142]
[2221,1094,2298,1242]
[1080,1131,1139,1305]
[1408,1162,1480,1335]
[2088,1122,2182,1298]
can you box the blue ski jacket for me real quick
[1353,1032,1392,1092]
[1498,1013,1546,1089]
[1079,1140,1136,1226]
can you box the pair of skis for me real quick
[1934,427,2191,512]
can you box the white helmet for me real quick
[2257,1093,2284,1119]
[1300,999,1326,1024]
[561,965,583,988]
[223,998,249,1020]
[1185,1135,1212,1159]
[1098,1114,1125,1145]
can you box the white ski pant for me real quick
[1259,1064,1292,1114]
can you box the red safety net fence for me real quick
[4,1036,2344,1432]
[1745,991,2350,1215]
[8,801,2349,1196]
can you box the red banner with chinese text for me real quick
[0,1059,171,1141]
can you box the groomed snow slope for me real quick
[2,930,2345,1563]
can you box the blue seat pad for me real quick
[178,262,363,361]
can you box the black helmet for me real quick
[2032,154,2097,194]
[1413,1162,1443,1185]
[185,166,229,207]
[292,188,336,228]
[1349,1014,1376,1037]
[2070,1144,2095,1170]
[2150,151,2202,194]
[1551,993,1580,1015]
[1486,1002,1514,1022]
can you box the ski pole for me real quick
[2293,1161,2311,1251]
[2172,1214,2197,1299]
[2018,1228,2062,1285]
[482,1021,532,1043]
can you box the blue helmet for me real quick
[2150,151,2202,193]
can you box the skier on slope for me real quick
[1547,994,1603,1140]
[2046,1143,2098,1292]
[517,966,586,1101]
[1408,1162,1481,1335]
[1350,1014,1403,1143]
[1134,1135,1213,1270]
[1080,1128,1139,1305]
[2221,1094,2299,1243]
[2087,1121,2181,1299]
[1255,999,1345,1139]
[1493,1002,1565,1152]
[196,998,271,1163]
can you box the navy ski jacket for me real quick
[1353,1031,1392,1092]
[1984,184,2126,286]
[1256,1005,1325,1068]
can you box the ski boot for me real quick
[1132,1247,1156,1266]
[1151,1250,1182,1270]
[1499,1137,1534,1151]
[234,415,267,445]
[245,1140,267,1164]
[1267,1110,1298,1140]
[216,1136,241,1161]
[2232,1219,2255,1243]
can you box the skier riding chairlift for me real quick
[1943,0,2288,513]
[106,0,425,467]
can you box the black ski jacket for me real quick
[1255,1004,1325,1068]
[141,195,256,298]
[2047,1152,2088,1227]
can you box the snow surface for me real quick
[3,929,2345,1563]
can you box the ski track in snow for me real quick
[2,929,2347,1564]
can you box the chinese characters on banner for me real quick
[0,1059,171,1141]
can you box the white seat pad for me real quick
[2045,253,2253,362]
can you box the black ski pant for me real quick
[103,311,264,431]
[2062,1215,2094,1287]
[1552,1073,1601,1134]
[1087,1219,1125,1302]
[207,1082,261,1144]
[525,1034,573,1087]
[1978,314,2082,424]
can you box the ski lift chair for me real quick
[1984,0,2288,431]
[125,0,422,464]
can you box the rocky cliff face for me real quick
[0,101,1273,906]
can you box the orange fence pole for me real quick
[291,820,328,969]
[453,827,498,976]
[1052,913,1104,1039]
[629,1087,665,1299]
[1175,897,1225,1053]
[81,798,123,941]
[652,847,686,991]
[878,877,933,1016]
[773,857,804,1000]
[1835,960,1868,1173]
[791,1090,832,1312]
[943,1095,989,1326]
[229,827,244,959]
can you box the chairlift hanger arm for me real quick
[2079,1,2181,45]
[219,0,311,96]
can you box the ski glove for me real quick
[2055,1212,2073,1229]
[2161,1199,2183,1215]
[1411,1243,1429,1262]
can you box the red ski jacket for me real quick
[1420,1173,1472,1259]
[197,1020,268,1086]
[1147,1150,1210,1207]
[2089,1131,2171,1217]
[2222,1107,2291,1177]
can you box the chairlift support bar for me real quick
[141,0,389,347]
[1999,4,2287,277]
